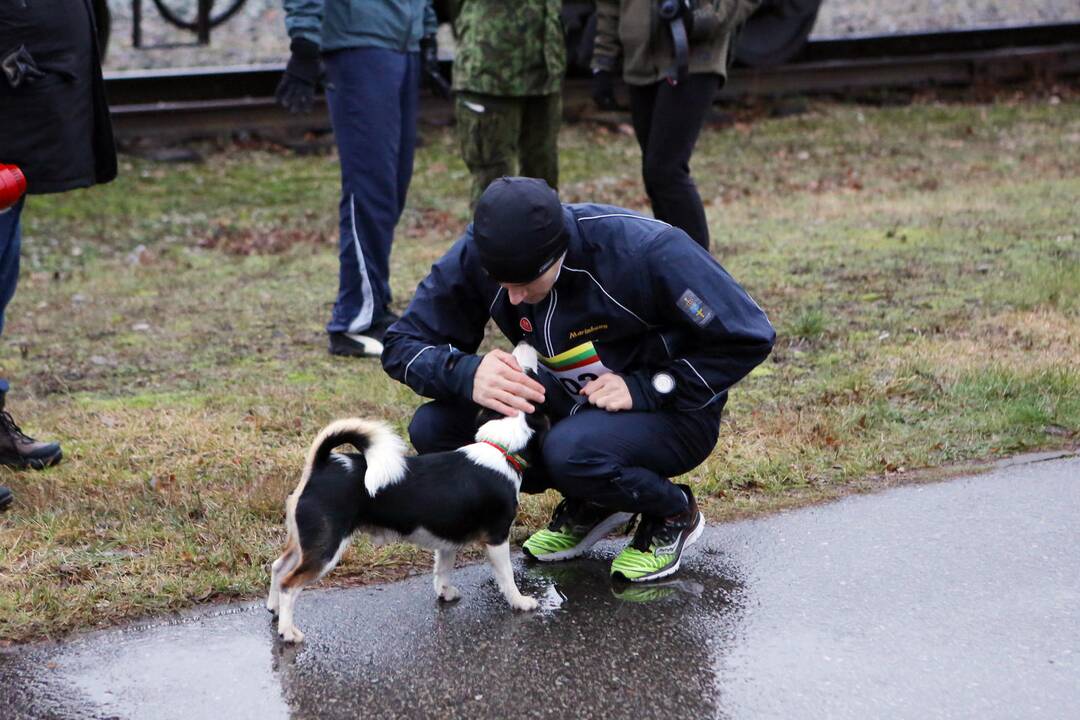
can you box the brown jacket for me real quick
[591,0,760,86]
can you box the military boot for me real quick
[0,394,62,470]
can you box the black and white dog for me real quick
[267,343,550,643]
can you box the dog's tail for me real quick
[291,418,408,503]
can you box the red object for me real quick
[519,317,533,333]
[479,440,526,474]
[0,165,27,210]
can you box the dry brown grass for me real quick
[1,96,1077,642]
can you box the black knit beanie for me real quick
[473,177,568,283]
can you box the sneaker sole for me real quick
[328,334,384,358]
[2,449,63,471]
[524,512,634,562]
[30,450,63,470]
[620,511,705,583]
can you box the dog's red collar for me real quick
[479,440,529,475]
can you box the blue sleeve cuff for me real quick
[447,353,482,402]
[625,372,658,412]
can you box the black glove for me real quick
[592,69,617,111]
[420,34,451,99]
[275,37,320,114]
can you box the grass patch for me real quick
[1,96,1078,642]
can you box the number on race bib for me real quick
[538,343,612,396]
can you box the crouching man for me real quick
[381,177,774,582]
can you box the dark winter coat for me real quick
[0,0,116,194]
[592,0,762,86]
[382,204,775,413]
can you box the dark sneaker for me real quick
[327,312,400,358]
[0,485,12,512]
[522,498,633,562]
[610,484,704,582]
[0,409,63,470]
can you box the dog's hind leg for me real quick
[276,534,352,643]
[267,542,300,615]
[486,541,538,611]
[433,549,460,602]
[276,558,322,644]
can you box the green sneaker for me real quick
[610,485,704,583]
[522,498,633,562]
[612,578,705,603]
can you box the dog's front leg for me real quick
[486,541,538,611]
[433,549,460,602]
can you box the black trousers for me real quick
[627,73,719,251]
[407,399,722,518]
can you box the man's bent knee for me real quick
[408,401,475,454]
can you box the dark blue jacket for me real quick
[382,204,775,413]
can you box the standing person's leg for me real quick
[456,93,522,206]
[387,50,422,312]
[628,75,718,250]
[323,47,409,356]
[627,80,659,165]
[0,199,18,504]
[0,199,62,474]
[518,91,561,190]
[0,198,25,338]
[528,404,722,578]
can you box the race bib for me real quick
[538,341,613,396]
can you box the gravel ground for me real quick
[101,0,1080,71]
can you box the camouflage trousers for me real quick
[455,91,562,206]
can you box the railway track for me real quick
[105,22,1080,140]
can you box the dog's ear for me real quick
[523,407,551,448]
[525,410,550,434]
[523,367,552,415]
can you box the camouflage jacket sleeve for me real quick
[591,0,621,73]
[452,0,566,96]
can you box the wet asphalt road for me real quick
[1,454,1077,719]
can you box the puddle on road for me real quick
[61,619,292,720]
[5,551,744,719]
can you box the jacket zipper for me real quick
[543,288,558,357]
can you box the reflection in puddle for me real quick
[63,621,291,720]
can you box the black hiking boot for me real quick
[0,398,63,470]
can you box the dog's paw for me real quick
[266,597,279,615]
[510,594,539,612]
[437,585,461,603]
[278,625,305,644]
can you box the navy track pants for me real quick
[0,198,23,395]
[323,47,418,334]
[408,398,722,518]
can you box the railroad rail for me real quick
[105,22,1080,140]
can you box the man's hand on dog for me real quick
[474,349,546,416]
[581,374,633,412]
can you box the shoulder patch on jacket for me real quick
[678,289,715,327]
